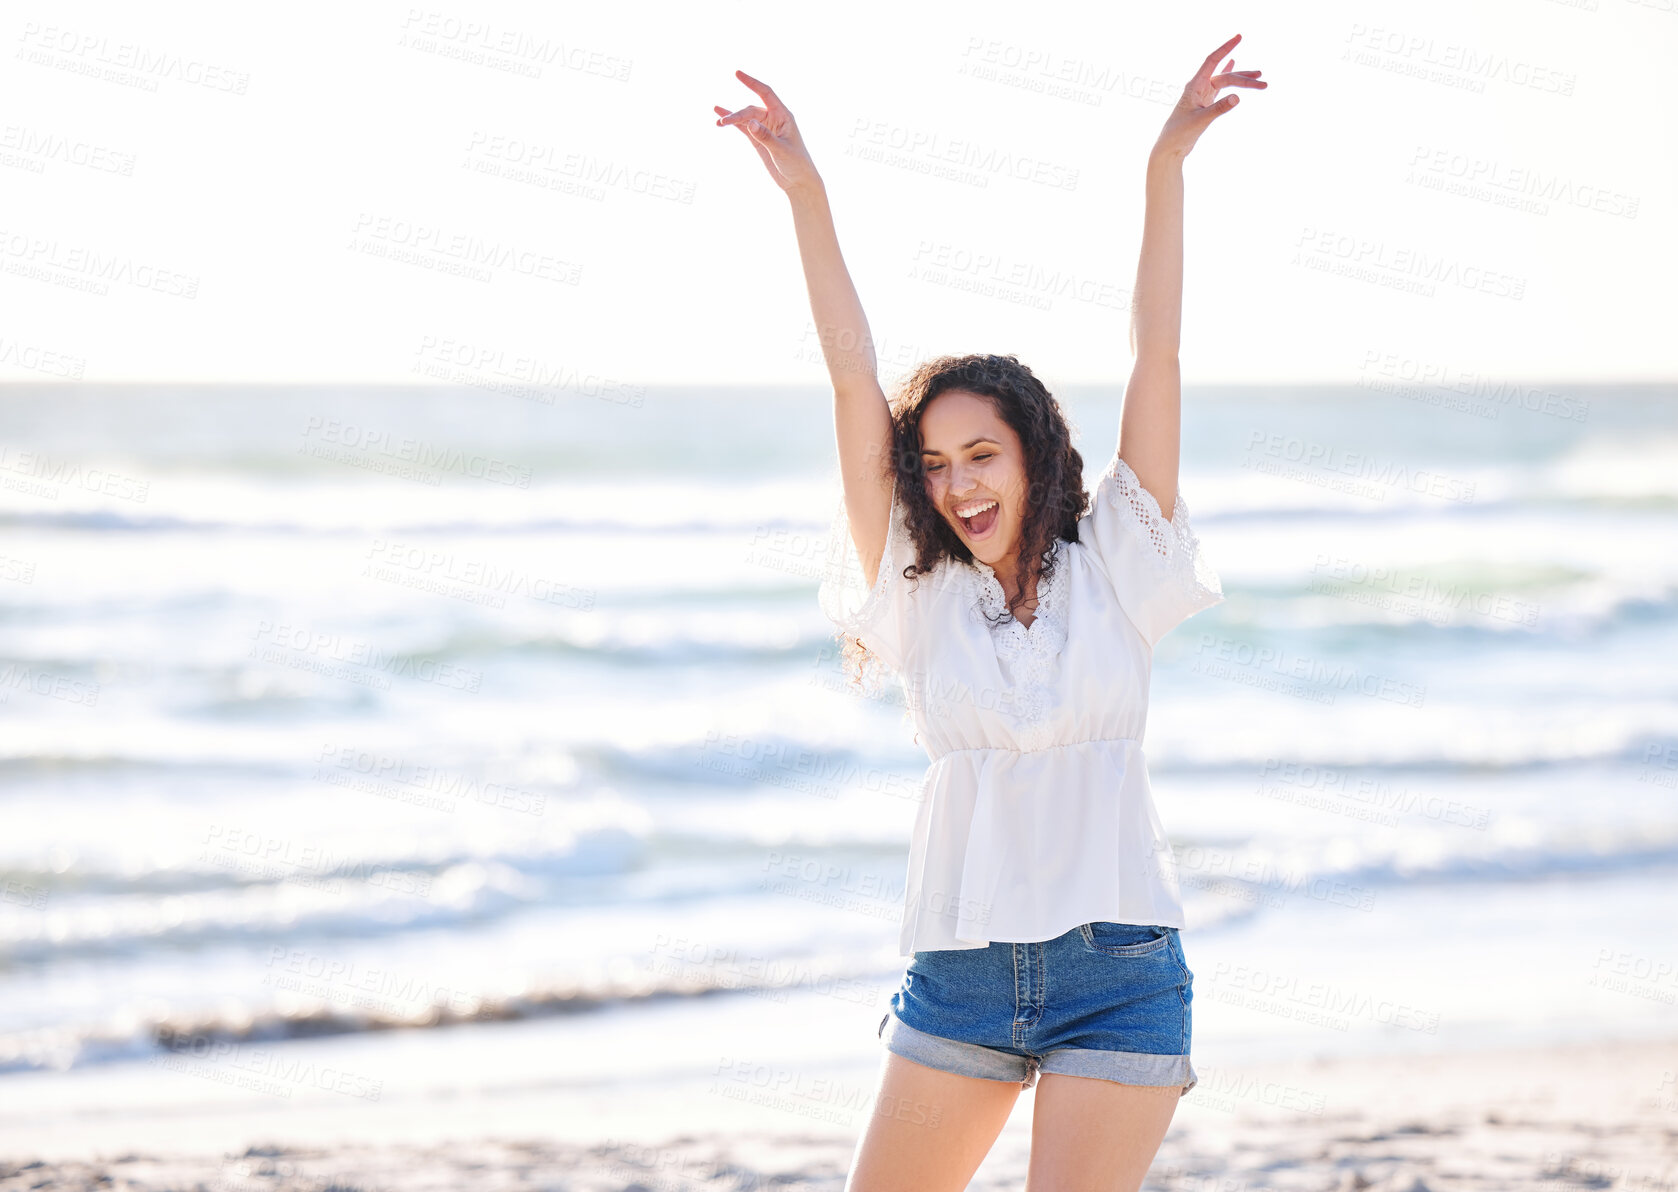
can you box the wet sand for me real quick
[2,1032,1673,1190]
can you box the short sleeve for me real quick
[817,472,914,683]
[1079,448,1224,648]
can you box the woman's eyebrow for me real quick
[921,437,998,455]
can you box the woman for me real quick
[715,36,1264,1192]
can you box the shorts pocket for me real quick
[1079,921,1174,957]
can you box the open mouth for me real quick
[958,500,1000,539]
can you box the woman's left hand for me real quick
[1154,33,1266,160]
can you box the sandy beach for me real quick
[3,1031,1673,1191]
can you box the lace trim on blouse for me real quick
[1102,450,1224,611]
[967,539,1069,751]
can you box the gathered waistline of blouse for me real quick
[929,735,1142,761]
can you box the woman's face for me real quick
[919,388,1028,569]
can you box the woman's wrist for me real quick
[786,173,827,204]
[1148,143,1186,171]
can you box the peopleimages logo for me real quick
[16,22,253,94]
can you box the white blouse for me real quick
[818,446,1225,956]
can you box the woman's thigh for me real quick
[845,1050,1022,1192]
[1025,1072,1180,1192]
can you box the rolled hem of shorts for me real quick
[1038,1048,1199,1096]
[879,1012,1038,1086]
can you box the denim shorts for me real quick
[877,921,1197,1094]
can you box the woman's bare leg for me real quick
[1024,1073,1180,1191]
[845,1051,1023,1192]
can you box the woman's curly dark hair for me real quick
[837,352,1093,693]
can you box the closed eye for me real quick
[925,453,994,472]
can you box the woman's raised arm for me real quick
[1120,34,1266,521]
[715,70,895,588]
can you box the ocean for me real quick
[1,379,1674,1129]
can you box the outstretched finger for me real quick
[715,103,766,128]
[1210,72,1267,90]
[734,69,787,113]
[1192,34,1241,86]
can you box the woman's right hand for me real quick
[714,70,823,195]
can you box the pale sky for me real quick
[1,0,1672,386]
